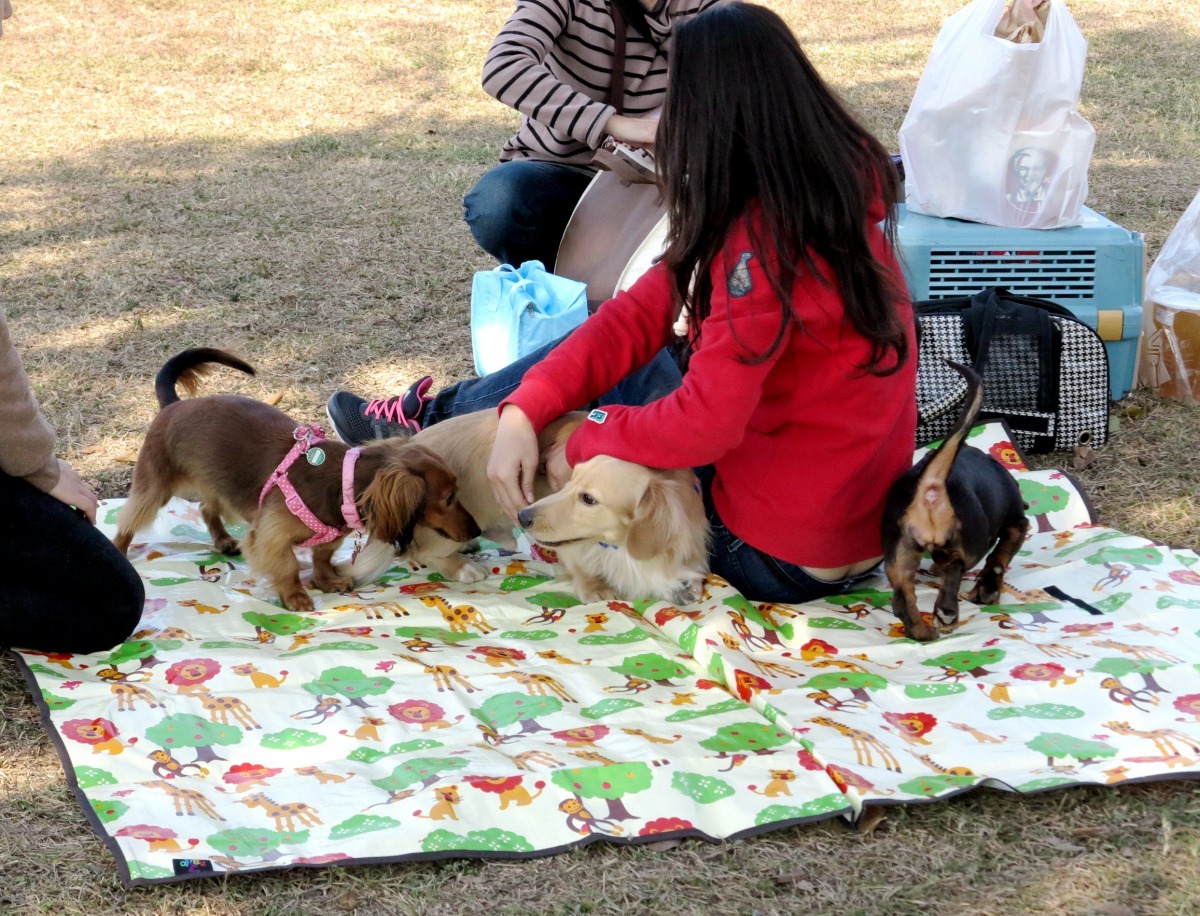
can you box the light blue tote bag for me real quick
[470,261,589,376]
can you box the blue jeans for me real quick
[463,160,595,267]
[423,332,684,427]
[698,467,880,604]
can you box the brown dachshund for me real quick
[881,361,1029,641]
[114,349,479,611]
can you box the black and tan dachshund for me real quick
[881,361,1030,641]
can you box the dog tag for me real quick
[305,447,326,466]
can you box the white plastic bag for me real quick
[899,0,1095,230]
[1139,187,1200,404]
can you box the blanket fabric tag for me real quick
[173,858,215,876]
[587,408,607,424]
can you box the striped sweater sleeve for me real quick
[482,0,616,151]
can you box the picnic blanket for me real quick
[11,423,1200,886]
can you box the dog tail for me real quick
[155,349,256,407]
[916,360,984,499]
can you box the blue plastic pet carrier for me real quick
[895,205,1144,399]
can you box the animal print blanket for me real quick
[11,423,1200,886]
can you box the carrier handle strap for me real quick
[966,287,1058,411]
[607,6,627,114]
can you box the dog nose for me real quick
[517,507,534,529]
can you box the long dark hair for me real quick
[656,2,907,374]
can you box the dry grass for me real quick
[2,1,1199,913]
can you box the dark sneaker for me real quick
[326,376,434,445]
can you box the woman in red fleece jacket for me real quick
[494,2,916,602]
[330,2,917,603]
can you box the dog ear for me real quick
[360,464,427,553]
[627,476,687,561]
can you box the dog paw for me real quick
[905,620,939,642]
[313,574,355,594]
[454,562,489,584]
[575,584,617,604]
[281,591,315,613]
[670,577,706,606]
[934,605,960,629]
[966,583,1000,606]
[214,537,241,556]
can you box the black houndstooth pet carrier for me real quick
[915,288,1110,454]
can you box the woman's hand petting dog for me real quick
[487,404,541,520]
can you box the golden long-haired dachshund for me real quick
[114,349,479,611]
[406,411,710,605]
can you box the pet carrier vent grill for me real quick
[926,248,1098,300]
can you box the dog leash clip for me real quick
[292,424,326,452]
[291,425,328,467]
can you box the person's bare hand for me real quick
[48,460,98,523]
[541,440,571,493]
[604,114,658,148]
[487,406,540,522]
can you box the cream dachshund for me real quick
[383,410,709,604]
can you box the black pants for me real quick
[0,472,143,653]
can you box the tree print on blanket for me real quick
[145,714,243,765]
[551,762,654,833]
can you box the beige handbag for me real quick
[552,4,669,308]
[553,167,667,308]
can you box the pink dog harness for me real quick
[259,425,364,547]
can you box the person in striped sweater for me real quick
[464,0,723,268]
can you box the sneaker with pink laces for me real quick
[325,376,434,445]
